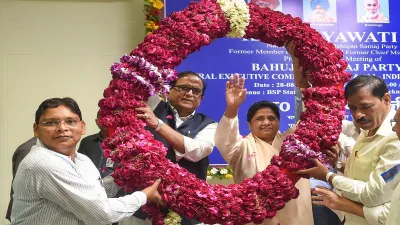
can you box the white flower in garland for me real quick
[216,0,250,38]
[210,167,218,175]
[219,168,228,175]
[164,210,182,225]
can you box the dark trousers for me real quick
[312,204,343,225]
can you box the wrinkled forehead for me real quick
[347,87,377,104]
[347,97,379,107]
[364,0,379,5]
[175,75,204,88]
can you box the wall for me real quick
[0,0,145,224]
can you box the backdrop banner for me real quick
[165,0,400,164]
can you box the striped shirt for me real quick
[11,141,146,225]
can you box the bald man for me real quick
[358,0,389,23]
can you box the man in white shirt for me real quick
[6,137,37,222]
[125,71,217,225]
[381,110,400,225]
[298,75,400,225]
[11,97,162,225]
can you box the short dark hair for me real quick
[171,71,207,97]
[344,75,388,100]
[35,97,82,124]
[247,100,280,122]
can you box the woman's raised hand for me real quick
[226,74,247,109]
[224,74,247,118]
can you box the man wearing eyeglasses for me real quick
[125,71,217,225]
[11,97,163,225]
[297,75,400,225]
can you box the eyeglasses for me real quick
[390,119,399,128]
[39,119,81,128]
[172,85,203,97]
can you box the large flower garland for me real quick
[99,0,351,224]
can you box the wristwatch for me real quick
[335,160,342,170]
[155,119,164,131]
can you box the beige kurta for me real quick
[335,111,400,225]
[215,115,313,225]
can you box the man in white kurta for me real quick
[381,164,400,225]
[380,108,400,225]
[386,185,400,225]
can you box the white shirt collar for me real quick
[168,103,196,121]
[36,139,79,161]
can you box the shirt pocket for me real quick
[352,158,373,180]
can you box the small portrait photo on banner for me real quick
[357,0,390,23]
[303,0,337,23]
[248,0,282,12]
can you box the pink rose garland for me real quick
[98,0,351,224]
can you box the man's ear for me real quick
[33,123,39,138]
[382,93,391,107]
[81,120,86,135]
